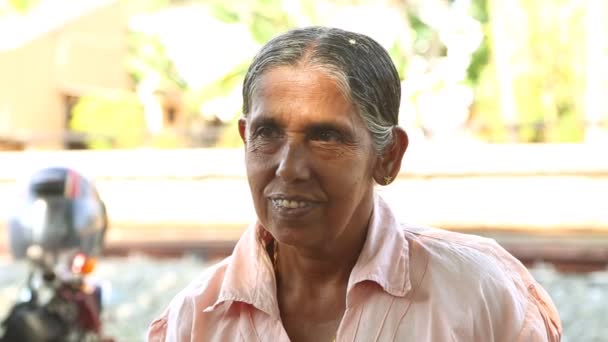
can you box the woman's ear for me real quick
[373,127,408,185]
[238,118,247,145]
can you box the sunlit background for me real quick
[0,0,607,341]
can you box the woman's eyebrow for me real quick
[249,116,352,135]
[249,116,282,130]
[304,122,351,134]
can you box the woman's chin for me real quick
[267,222,326,248]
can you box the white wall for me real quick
[0,145,606,233]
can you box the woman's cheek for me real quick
[248,137,282,155]
[309,142,358,160]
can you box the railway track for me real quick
[101,231,608,273]
[2,224,606,273]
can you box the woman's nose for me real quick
[275,141,310,182]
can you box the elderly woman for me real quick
[148,27,561,341]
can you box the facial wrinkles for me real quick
[247,77,368,162]
[246,65,377,176]
[247,115,364,165]
[242,66,380,253]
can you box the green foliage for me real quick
[407,10,442,57]
[472,0,587,142]
[116,0,591,146]
[469,0,489,23]
[201,0,299,147]
[6,0,39,13]
[126,31,186,89]
[188,61,249,117]
[210,4,240,23]
[466,35,489,85]
[515,0,586,142]
[207,0,294,44]
[388,40,408,79]
[472,63,508,142]
[553,111,585,142]
[70,92,147,149]
[467,0,490,85]
[249,0,293,43]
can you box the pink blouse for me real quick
[148,196,562,341]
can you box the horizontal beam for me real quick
[0,144,607,181]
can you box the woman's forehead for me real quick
[249,66,361,128]
[254,66,347,99]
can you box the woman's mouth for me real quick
[269,197,318,219]
[271,198,311,209]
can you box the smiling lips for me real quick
[271,198,312,209]
[269,197,317,219]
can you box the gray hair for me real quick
[242,26,401,153]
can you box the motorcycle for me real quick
[0,246,113,342]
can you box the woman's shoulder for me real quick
[402,223,538,298]
[179,256,232,303]
[147,257,232,342]
[402,223,526,279]
[400,223,561,340]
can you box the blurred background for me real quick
[0,0,607,341]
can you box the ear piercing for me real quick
[383,176,392,185]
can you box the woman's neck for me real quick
[273,215,371,292]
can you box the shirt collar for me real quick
[347,194,411,299]
[208,223,279,317]
[207,195,411,316]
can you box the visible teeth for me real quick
[273,199,308,208]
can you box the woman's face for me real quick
[240,66,378,249]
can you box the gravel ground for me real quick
[1,256,607,342]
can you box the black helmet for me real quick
[7,167,108,259]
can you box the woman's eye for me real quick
[254,126,280,139]
[311,129,343,142]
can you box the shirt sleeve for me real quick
[485,238,563,341]
[147,315,168,342]
[515,282,562,341]
[450,232,563,341]
[146,290,195,342]
[145,260,228,342]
